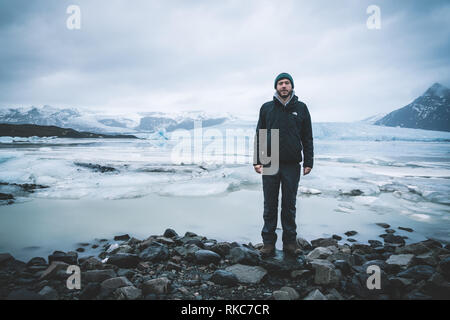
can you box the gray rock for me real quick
[26,257,47,267]
[114,286,142,300]
[290,270,312,279]
[437,256,450,279]
[345,231,358,237]
[228,245,260,265]
[142,277,170,295]
[385,229,396,234]
[0,253,15,266]
[306,247,333,260]
[368,240,383,247]
[386,254,415,267]
[296,237,313,250]
[259,253,306,276]
[413,252,438,267]
[326,288,345,300]
[84,269,117,282]
[174,244,201,257]
[304,289,327,300]
[225,264,267,284]
[80,257,103,271]
[351,243,373,255]
[48,251,78,265]
[309,259,340,285]
[333,260,352,275]
[311,238,338,248]
[100,276,133,290]
[115,245,133,254]
[272,290,290,300]
[376,223,390,229]
[80,283,100,300]
[38,286,58,300]
[195,250,221,265]
[184,231,198,237]
[210,270,239,286]
[155,237,175,246]
[398,227,414,232]
[388,276,414,290]
[397,265,435,281]
[114,234,130,241]
[380,234,405,245]
[163,228,178,238]
[279,286,299,300]
[39,261,69,280]
[107,253,139,268]
[139,243,169,262]
[210,242,231,257]
[395,243,429,255]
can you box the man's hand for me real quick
[303,167,312,175]
[254,164,263,174]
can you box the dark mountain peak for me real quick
[374,83,450,132]
[423,82,449,98]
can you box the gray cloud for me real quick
[0,0,449,121]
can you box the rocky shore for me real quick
[1,225,449,300]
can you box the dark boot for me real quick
[259,244,275,257]
[283,242,302,256]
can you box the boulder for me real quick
[386,254,414,267]
[195,250,221,265]
[39,261,69,280]
[100,276,133,291]
[48,251,78,265]
[228,246,260,265]
[142,277,170,295]
[163,228,179,238]
[225,264,267,284]
[304,289,327,300]
[83,269,117,282]
[114,286,142,300]
[38,286,58,300]
[210,270,239,286]
[397,265,435,281]
[80,257,103,271]
[114,234,130,241]
[309,259,341,286]
[139,243,169,262]
[311,238,338,248]
[306,247,333,260]
[107,253,139,268]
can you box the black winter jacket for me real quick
[254,94,314,168]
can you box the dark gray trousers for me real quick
[261,162,301,245]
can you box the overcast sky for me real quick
[0,0,449,121]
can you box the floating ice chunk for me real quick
[299,186,321,194]
[334,203,355,213]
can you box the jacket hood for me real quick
[274,90,297,107]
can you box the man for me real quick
[253,72,314,257]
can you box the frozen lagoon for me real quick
[0,121,449,261]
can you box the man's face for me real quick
[276,79,293,99]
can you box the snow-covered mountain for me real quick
[0,105,235,134]
[374,83,450,132]
[358,112,387,124]
[0,105,138,134]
